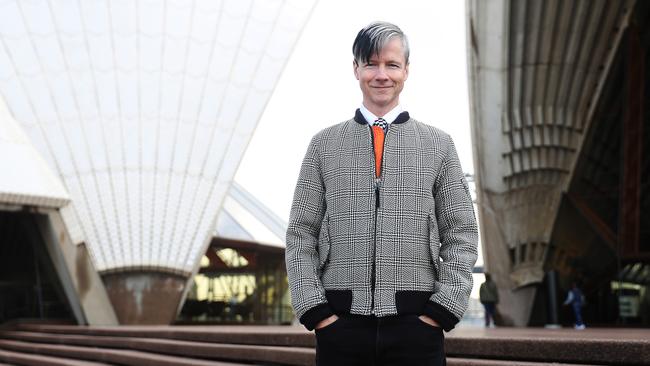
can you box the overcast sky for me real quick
[235,0,472,224]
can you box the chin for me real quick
[371,93,391,100]
[372,97,394,106]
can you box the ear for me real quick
[404,62,409,81]
[353,60,360,80]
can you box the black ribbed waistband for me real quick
[339,313,419,325]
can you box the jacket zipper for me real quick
[369,124,389,313]
[371,177,378,311]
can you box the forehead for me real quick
[368,38,406,63]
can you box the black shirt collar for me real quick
[354,109,410,125]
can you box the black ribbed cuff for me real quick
[299,303,334,331]
[423,300,459,332]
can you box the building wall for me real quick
[467,0,634,325]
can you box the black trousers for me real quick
[314,314,446,366]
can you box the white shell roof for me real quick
[0,95,69,208]
[0,0,315,274]
[215,182,286,248]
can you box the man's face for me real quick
[353,37,409,114]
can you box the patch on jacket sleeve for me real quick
[461,175,472,200]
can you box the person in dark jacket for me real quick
[563,282,586,330]
[285,21,478,366]
[479,273,499,327]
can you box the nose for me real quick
[374,65,389,80]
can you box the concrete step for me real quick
[0,332,608,366]
[0,339,252,366]
[0,347,110,366]
[16,323,314,347]
[9,324,650,365]
[447,358,601,366]
[446,328,650,365]
[0,330,314,366]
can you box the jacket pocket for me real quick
[395,290,434,314]
[325,289,353,314]
[317,215,331,272]
[428,210,440,280]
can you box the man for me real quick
[479,273,499,327]
[285,21,478,365]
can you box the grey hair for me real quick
[352,21,410,65]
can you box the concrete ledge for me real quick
[6,324,650,365]
[0,347,110,366]
[447,358,599,366]
[0,330,314,366]
[0,339,250,366]
[446,328,650,366]
[16,323,315,347]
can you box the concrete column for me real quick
[102,271,187,325]
[620,24,644,258]
[35,211,118,325]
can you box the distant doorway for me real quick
[0,211,73,323]
[176,237,292,325]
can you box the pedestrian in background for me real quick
[563,281,586,330]
[479,273,499,328]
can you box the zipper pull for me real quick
[375,179,381,208]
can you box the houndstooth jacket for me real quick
[285,110,478,331]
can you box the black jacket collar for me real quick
[354,109,410,125]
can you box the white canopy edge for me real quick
[0,96,70,209]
